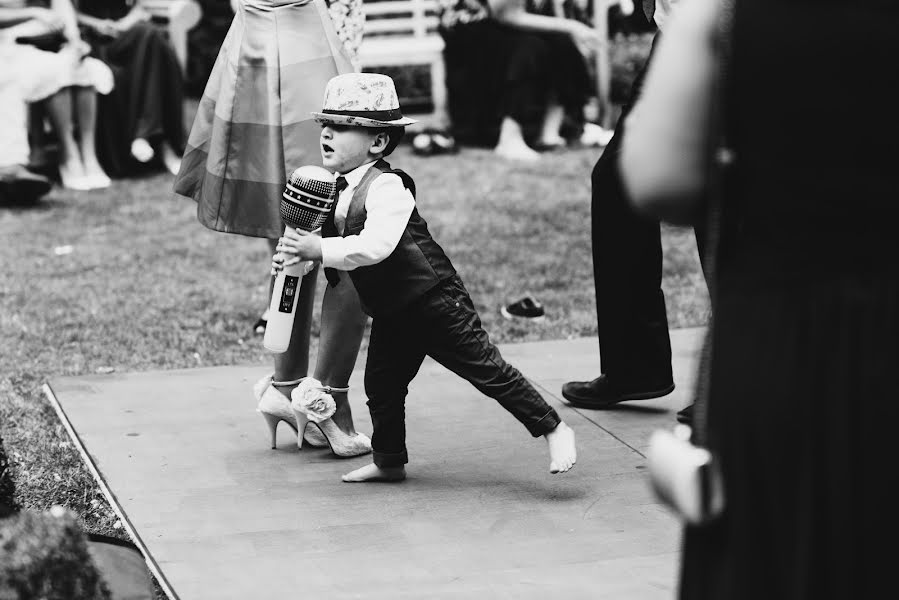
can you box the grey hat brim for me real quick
[311,112,418,127]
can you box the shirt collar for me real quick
[338,160,378,190]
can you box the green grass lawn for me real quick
[0,140,709,548]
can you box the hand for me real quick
[271,256,317,276]
[26,7,65,34]
[60,38,91,62]
[97,19,121,38]
[569,21,602,56]
[275,228,323,264]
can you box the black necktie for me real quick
[322,176,348,287]
[643,0,656,26]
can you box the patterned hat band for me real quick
[320,108,404,122]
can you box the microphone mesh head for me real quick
[281,165,337,231]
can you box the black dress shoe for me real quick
[0,165,51,204]
[676,403,694,424]
[561,374,675,409]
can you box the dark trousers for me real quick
[364,276,561,468]
[590,32,676,390]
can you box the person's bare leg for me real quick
[494,116,539,162]
[538,101,566,148]
[342,463,405,483]
[159,140,182,175]
[255,238,279,332]
[313,270,367,435]
[545,421,577,474]
[43,89,86,188]
[73,86,109,186]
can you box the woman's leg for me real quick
[72,86,110,185]
[271,260,319,396]
[42,88,86,188]
[254,238,279,334]
[313,270,367,435]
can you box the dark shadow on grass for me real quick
[0,195,65,212]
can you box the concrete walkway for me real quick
[44,328,706,600]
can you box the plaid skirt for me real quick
[173,0,353,239]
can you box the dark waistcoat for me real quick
[328,159,456,318]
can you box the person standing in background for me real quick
[563,0,701,421]
[623,0,899,596]
[173,0,371,454]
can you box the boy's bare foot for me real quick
[545,422,577,474]
[342,463,406,483]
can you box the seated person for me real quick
[0,64,51,204]
[77,0,186,176]
[0,0,114,191]
[437,0,602,161]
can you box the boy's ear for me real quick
[369,131,389,154]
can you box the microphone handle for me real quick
[263,226,314,353]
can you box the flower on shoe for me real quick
[292,377,336,423]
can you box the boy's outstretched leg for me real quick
[545,422,577,474]
[342,463,406,483]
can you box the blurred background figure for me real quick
[437,0,601,161]
[77,0,186,177]
[0,0,114,191]
[622,0,899,597]
[0,54,51,205]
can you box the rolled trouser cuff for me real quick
[527,408,561,437]
[373,449,409,468]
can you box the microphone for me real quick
[263,165,337,353]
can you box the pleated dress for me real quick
[173,0,354,239]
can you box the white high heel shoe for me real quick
[254,375,328,449]
[291,379,371,458]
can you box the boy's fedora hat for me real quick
[312,73,418,128]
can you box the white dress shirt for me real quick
[319,160,416,271]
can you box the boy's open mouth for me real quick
[322,143,334,153]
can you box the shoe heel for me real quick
[292,408,310,450]
[260,411,281,450]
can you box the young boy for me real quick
[274,73,577,482]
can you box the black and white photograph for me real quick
[2,0,896,598]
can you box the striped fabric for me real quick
[173,0,354,239]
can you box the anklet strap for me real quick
[316,384,349,394]
[271,377,305,387]
[270,376,349,394]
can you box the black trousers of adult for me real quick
[364,276,562,468]
[590,32,676,390]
